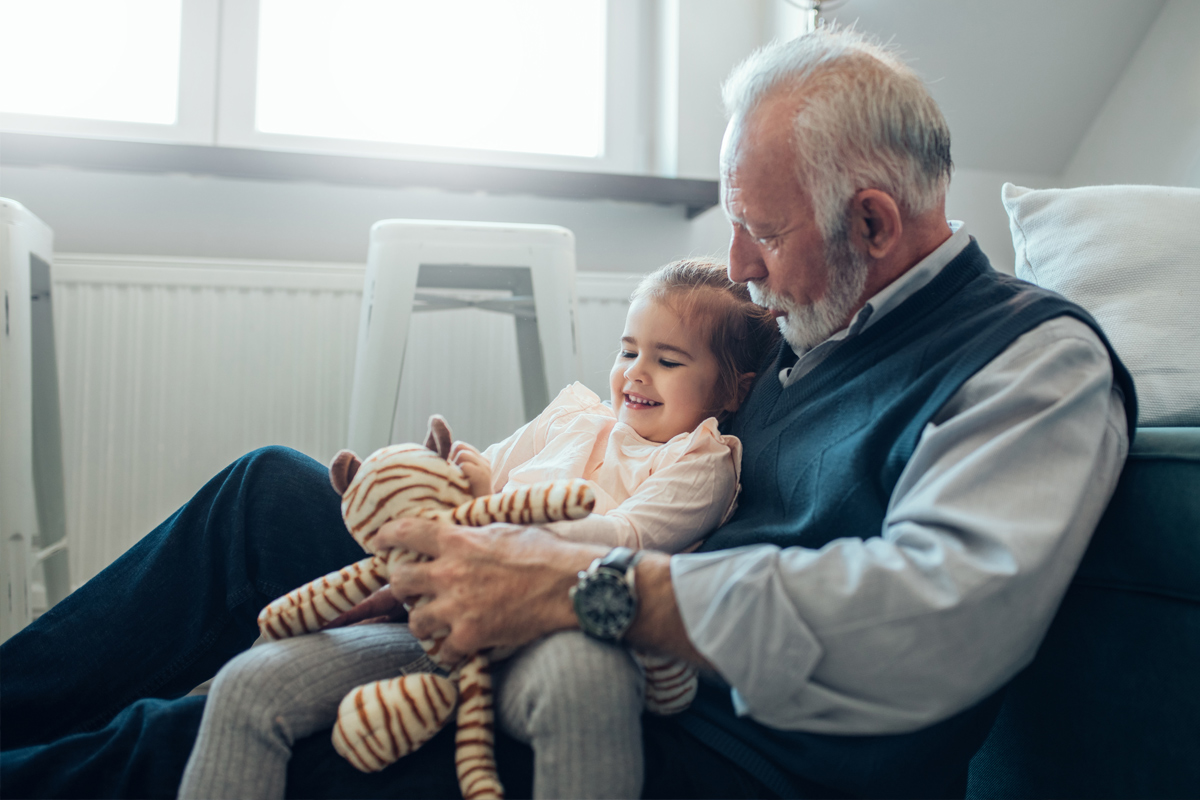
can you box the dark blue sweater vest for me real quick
[675,241,1136,798]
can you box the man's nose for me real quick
[727,226,766,284]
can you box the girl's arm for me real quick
[543,446,738,553]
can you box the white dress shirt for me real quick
[671,223,1129,734]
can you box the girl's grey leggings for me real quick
[177,623,644,800]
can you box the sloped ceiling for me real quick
[819,0,1166,174]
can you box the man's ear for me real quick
[850,189,903,260]
[724,372,757,413]
[329,450,361,495]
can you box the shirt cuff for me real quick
[671,546,824,725]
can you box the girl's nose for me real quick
[624,358,647,382]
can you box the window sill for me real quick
[0,133,720,218]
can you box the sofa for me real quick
[965,185,1200,798]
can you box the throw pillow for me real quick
[1002,183,1200,427]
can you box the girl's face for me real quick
[610,296,728,443]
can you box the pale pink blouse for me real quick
[481,382,741,552]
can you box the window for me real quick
[0,0,650,173]
[0,0,182,124]
[0,0,218,143]
[254,0,606,159]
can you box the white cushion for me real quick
[1002,183,1200,427]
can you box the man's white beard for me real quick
[749,234,870,354]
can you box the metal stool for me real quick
[347,219,581,456]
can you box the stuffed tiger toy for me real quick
[258,417,699,799]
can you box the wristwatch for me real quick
[570,547,643,641]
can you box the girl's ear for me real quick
[723,372,757,413]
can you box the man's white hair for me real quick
[722,27,952,242]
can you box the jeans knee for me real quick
[239,446,319,488]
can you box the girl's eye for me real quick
[659,359,682,368]
[619,350,636,359]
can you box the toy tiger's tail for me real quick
[453,655,503,799]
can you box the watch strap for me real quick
[597,546,643,576]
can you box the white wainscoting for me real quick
[46,254,640,593]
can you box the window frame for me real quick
[0,0,220,145]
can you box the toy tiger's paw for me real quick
[639,653,699,715]
[257,554,389,640]
[332,673,458,772]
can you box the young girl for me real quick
[178,258,779,800]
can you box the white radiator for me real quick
[49,254,640,592]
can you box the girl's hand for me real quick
[324,586,409,628]
[450,441,494,498]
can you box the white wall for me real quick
[673,0,763,180]
[1063,0,1200,188]
[0,165,694,273]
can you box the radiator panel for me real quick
[50,256,640,590]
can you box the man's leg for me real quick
[0,446,364,750]
[0,697,208,800]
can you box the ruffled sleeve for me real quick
[545,417,742,553]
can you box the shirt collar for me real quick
[778,221,970,387]
[855,220,969,335]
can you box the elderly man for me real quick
[2,28,1133,800]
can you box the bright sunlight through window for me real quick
[255,0,608,158]
[0,0,181,124]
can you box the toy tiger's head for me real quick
[328,415,596,556]
[331,444,474,553]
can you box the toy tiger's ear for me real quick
[424,415,453,460]
[329,449,362,495]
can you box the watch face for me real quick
[573,570,636,640]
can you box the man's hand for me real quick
[366,518,715,670]
[449,442,495,498]
[372,519,601,664]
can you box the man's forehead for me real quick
[722,98,799,175]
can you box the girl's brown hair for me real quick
[631,257,780,417]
